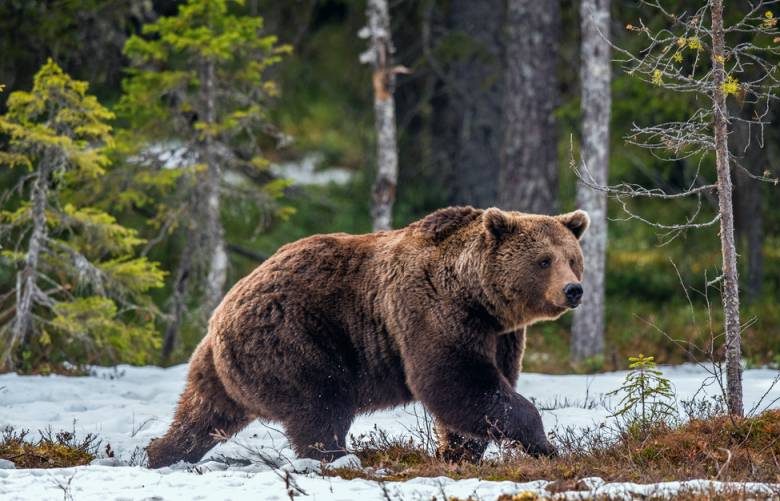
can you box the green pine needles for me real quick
[116,0,292,359]
[0,60,165,372]
[608,354,677,429]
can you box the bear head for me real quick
[476,207,590,330]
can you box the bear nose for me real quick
[563,283,583,308]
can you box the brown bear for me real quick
[146,206,589,468]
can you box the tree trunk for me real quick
[203,194,228,318]
[201,59,227,317]
[572,0,610,361]
[732,114,764,304]
[711,0,743,417]
[3,162,49,368]
[364,0,399,231]
[499,0,561,214]
[203,167,227,319]
[442,0,504,208]
[743,190,764,302]
[161,245,192,363]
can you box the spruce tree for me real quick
[118,0,290,361]
[0,60,164,371]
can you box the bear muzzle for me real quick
[563,283,583,308]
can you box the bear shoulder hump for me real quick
[414,206,483,242]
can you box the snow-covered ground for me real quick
[0,364,778,500]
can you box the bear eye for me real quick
[538,258,551,269]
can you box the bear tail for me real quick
[146,336,251,468]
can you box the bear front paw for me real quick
[524,438,558,458]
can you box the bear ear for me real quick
[557,209,590,240]
[483,207,514,240]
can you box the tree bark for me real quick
[3,164,49,368]
[201,59,227,318]
[4,161,49,368]
[572,0,610,361]
[364,0,399,231]
[743,189,764,302]
[732,115,764,304]
[438,0,504,208]
[161,244,192,362]
[711,0,743,417]
[162,59,226,360]
[499,0,561,214]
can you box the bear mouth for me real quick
[544,302,570,313]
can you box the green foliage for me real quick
[0,60,164,371]
[0,2,777,370]
[107,0,293,360]
[114,0,292,213]
[0,60,114,172]
[50,297,159,366]
[608,355,677,429]
[270,17,371,168]
[119,0,289,141]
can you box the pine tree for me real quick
[0,60,164,371]
[608,354,676,429]
[118,0,290,361]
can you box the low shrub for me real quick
[0,427,100,468]
[325,409,780,485]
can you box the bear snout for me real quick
[563,283,583,308]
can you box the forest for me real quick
[1,0,777,374]
[0,1,779,499]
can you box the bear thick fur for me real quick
[146,206,590,467]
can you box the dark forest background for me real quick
[0,0,777,372]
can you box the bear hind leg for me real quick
[147,339,252,468]
[284,406,354,461]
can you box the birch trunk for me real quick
[572,0,610,361]
[499,0,560,214]
[4,161,49,368]
[364,0,398,231]
[201,59,227,317]
[711,0,743,417]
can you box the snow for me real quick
[0,364,778,500]
[270,153,353,186]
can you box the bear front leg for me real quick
[407,345,555,457]
[434,419,488,463]
[434,330,530,463]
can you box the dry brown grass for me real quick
[326,409,780,487]
[0,427,100,468]
[490,485,779,501]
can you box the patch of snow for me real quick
[283,458,322,475]
[0,364,778,499]
[0,458,15,469]
[270,153,353,186]
[328,453,362,470]
[89,458,126,467]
